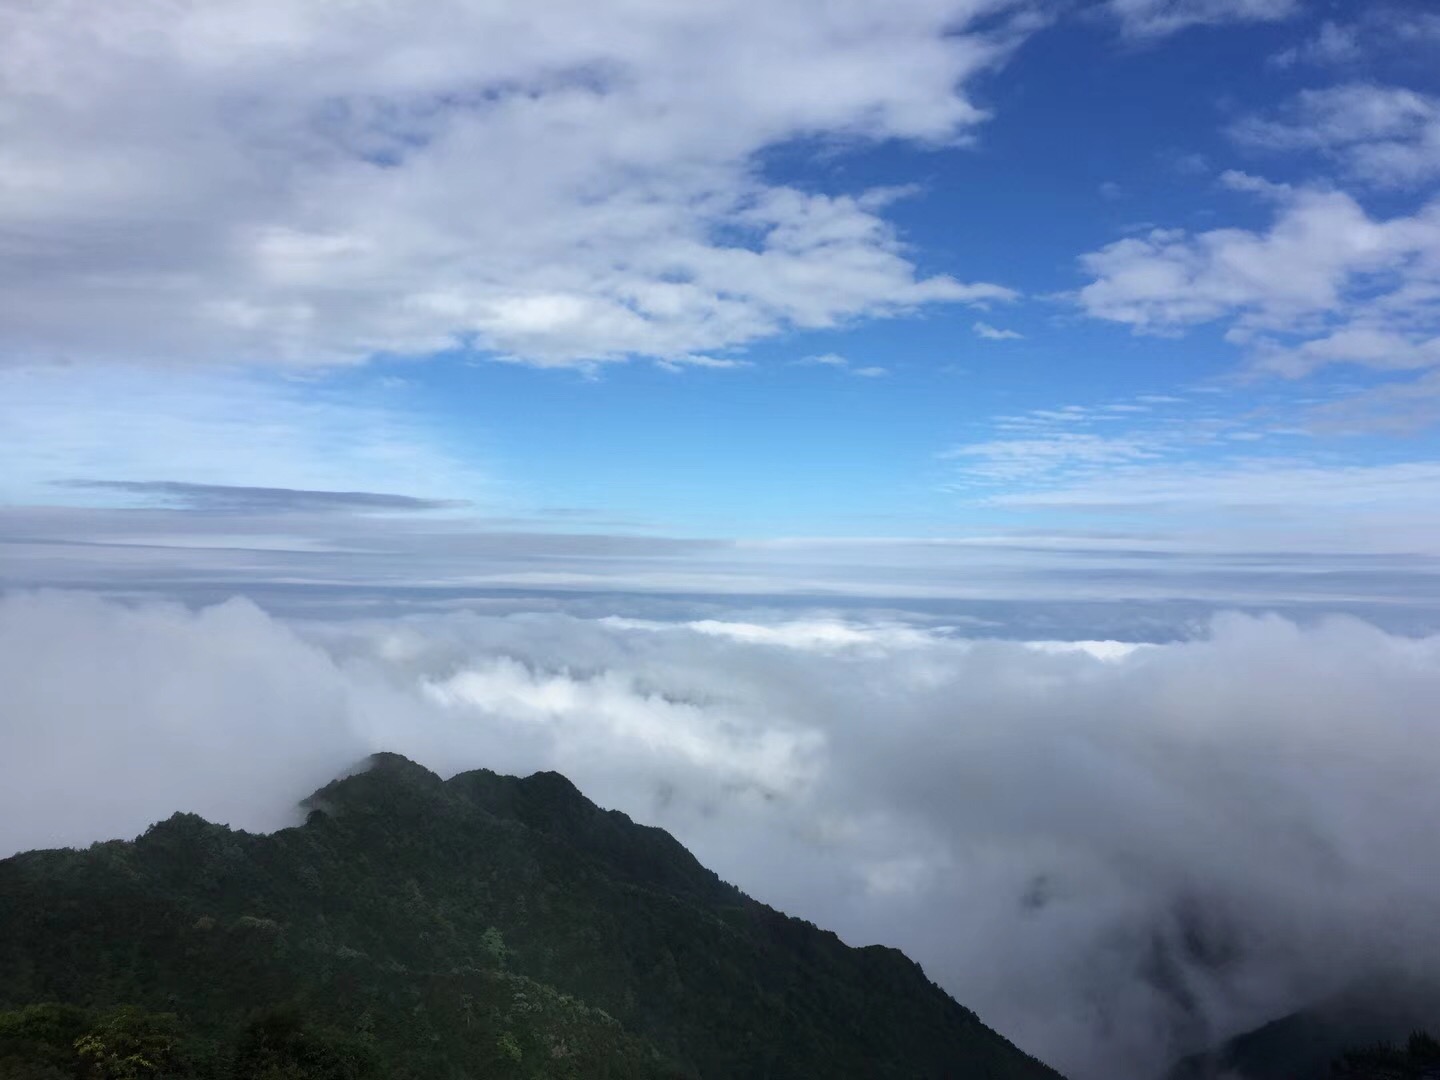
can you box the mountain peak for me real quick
[360,751,443,785]
[0,755,1065,1079]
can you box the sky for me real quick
[3,0,1440,605]
[6,2,1440,1078]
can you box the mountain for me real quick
[0,753,1064,1079]
[1166,975,1440,1080]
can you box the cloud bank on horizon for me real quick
[4,590,1440,1080]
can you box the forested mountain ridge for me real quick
[0,753,1065,1079]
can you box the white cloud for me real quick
[792,352,891,376]
[1254,326,1440,376]
[1075,183,1440,376]
[0,0,1029,370]
[6,591,1440,1080]
[1233,84,1440,189]
[1217,168,1292,199]
[422,655,821,793]
[654,354,753,373]
[0,592,369,850]
[974,320,1024,340]
[1021,638,1151,661]
[1105,0,1299,39]
[1269,10,1440,68]
[943,432,1162,481]
[604,615,940,652]
[1269,19,1364,67]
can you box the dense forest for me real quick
[0,753,1063,1079]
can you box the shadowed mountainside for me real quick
[0,752,1064,1079]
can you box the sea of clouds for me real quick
[4,589,1440,1078]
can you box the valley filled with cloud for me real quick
[5,590,1440,1078]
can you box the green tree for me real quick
[73,1007,183,1080]
[0,1003,91,1079]
[231,1008,375,1080]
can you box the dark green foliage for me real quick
[0,1003,90,1078]
[230,1008,375,1080]
[0,1003,371,1080]
[0,753,1062,1079]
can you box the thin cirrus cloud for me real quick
[1103,0,1300,39]
[793,353,891,377]
[942,432,1162,482]
[0,0,1032,371]
[984,458,1440,514]
[939,386,1440,557]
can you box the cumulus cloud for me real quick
[1075,182,1440,377]
[1233,84,1440,190]
[5,591,1440,1078]
[0,0,1029,370]
[1077,186,1418,333]
[1105,0,1299,39]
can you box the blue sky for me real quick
[5,0,1440,610]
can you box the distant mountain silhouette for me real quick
[1167,979,1440,1080]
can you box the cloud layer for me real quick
[0,0,1028,369]
[6,590,1440,1078]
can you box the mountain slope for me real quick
[0,753,1063,1079]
